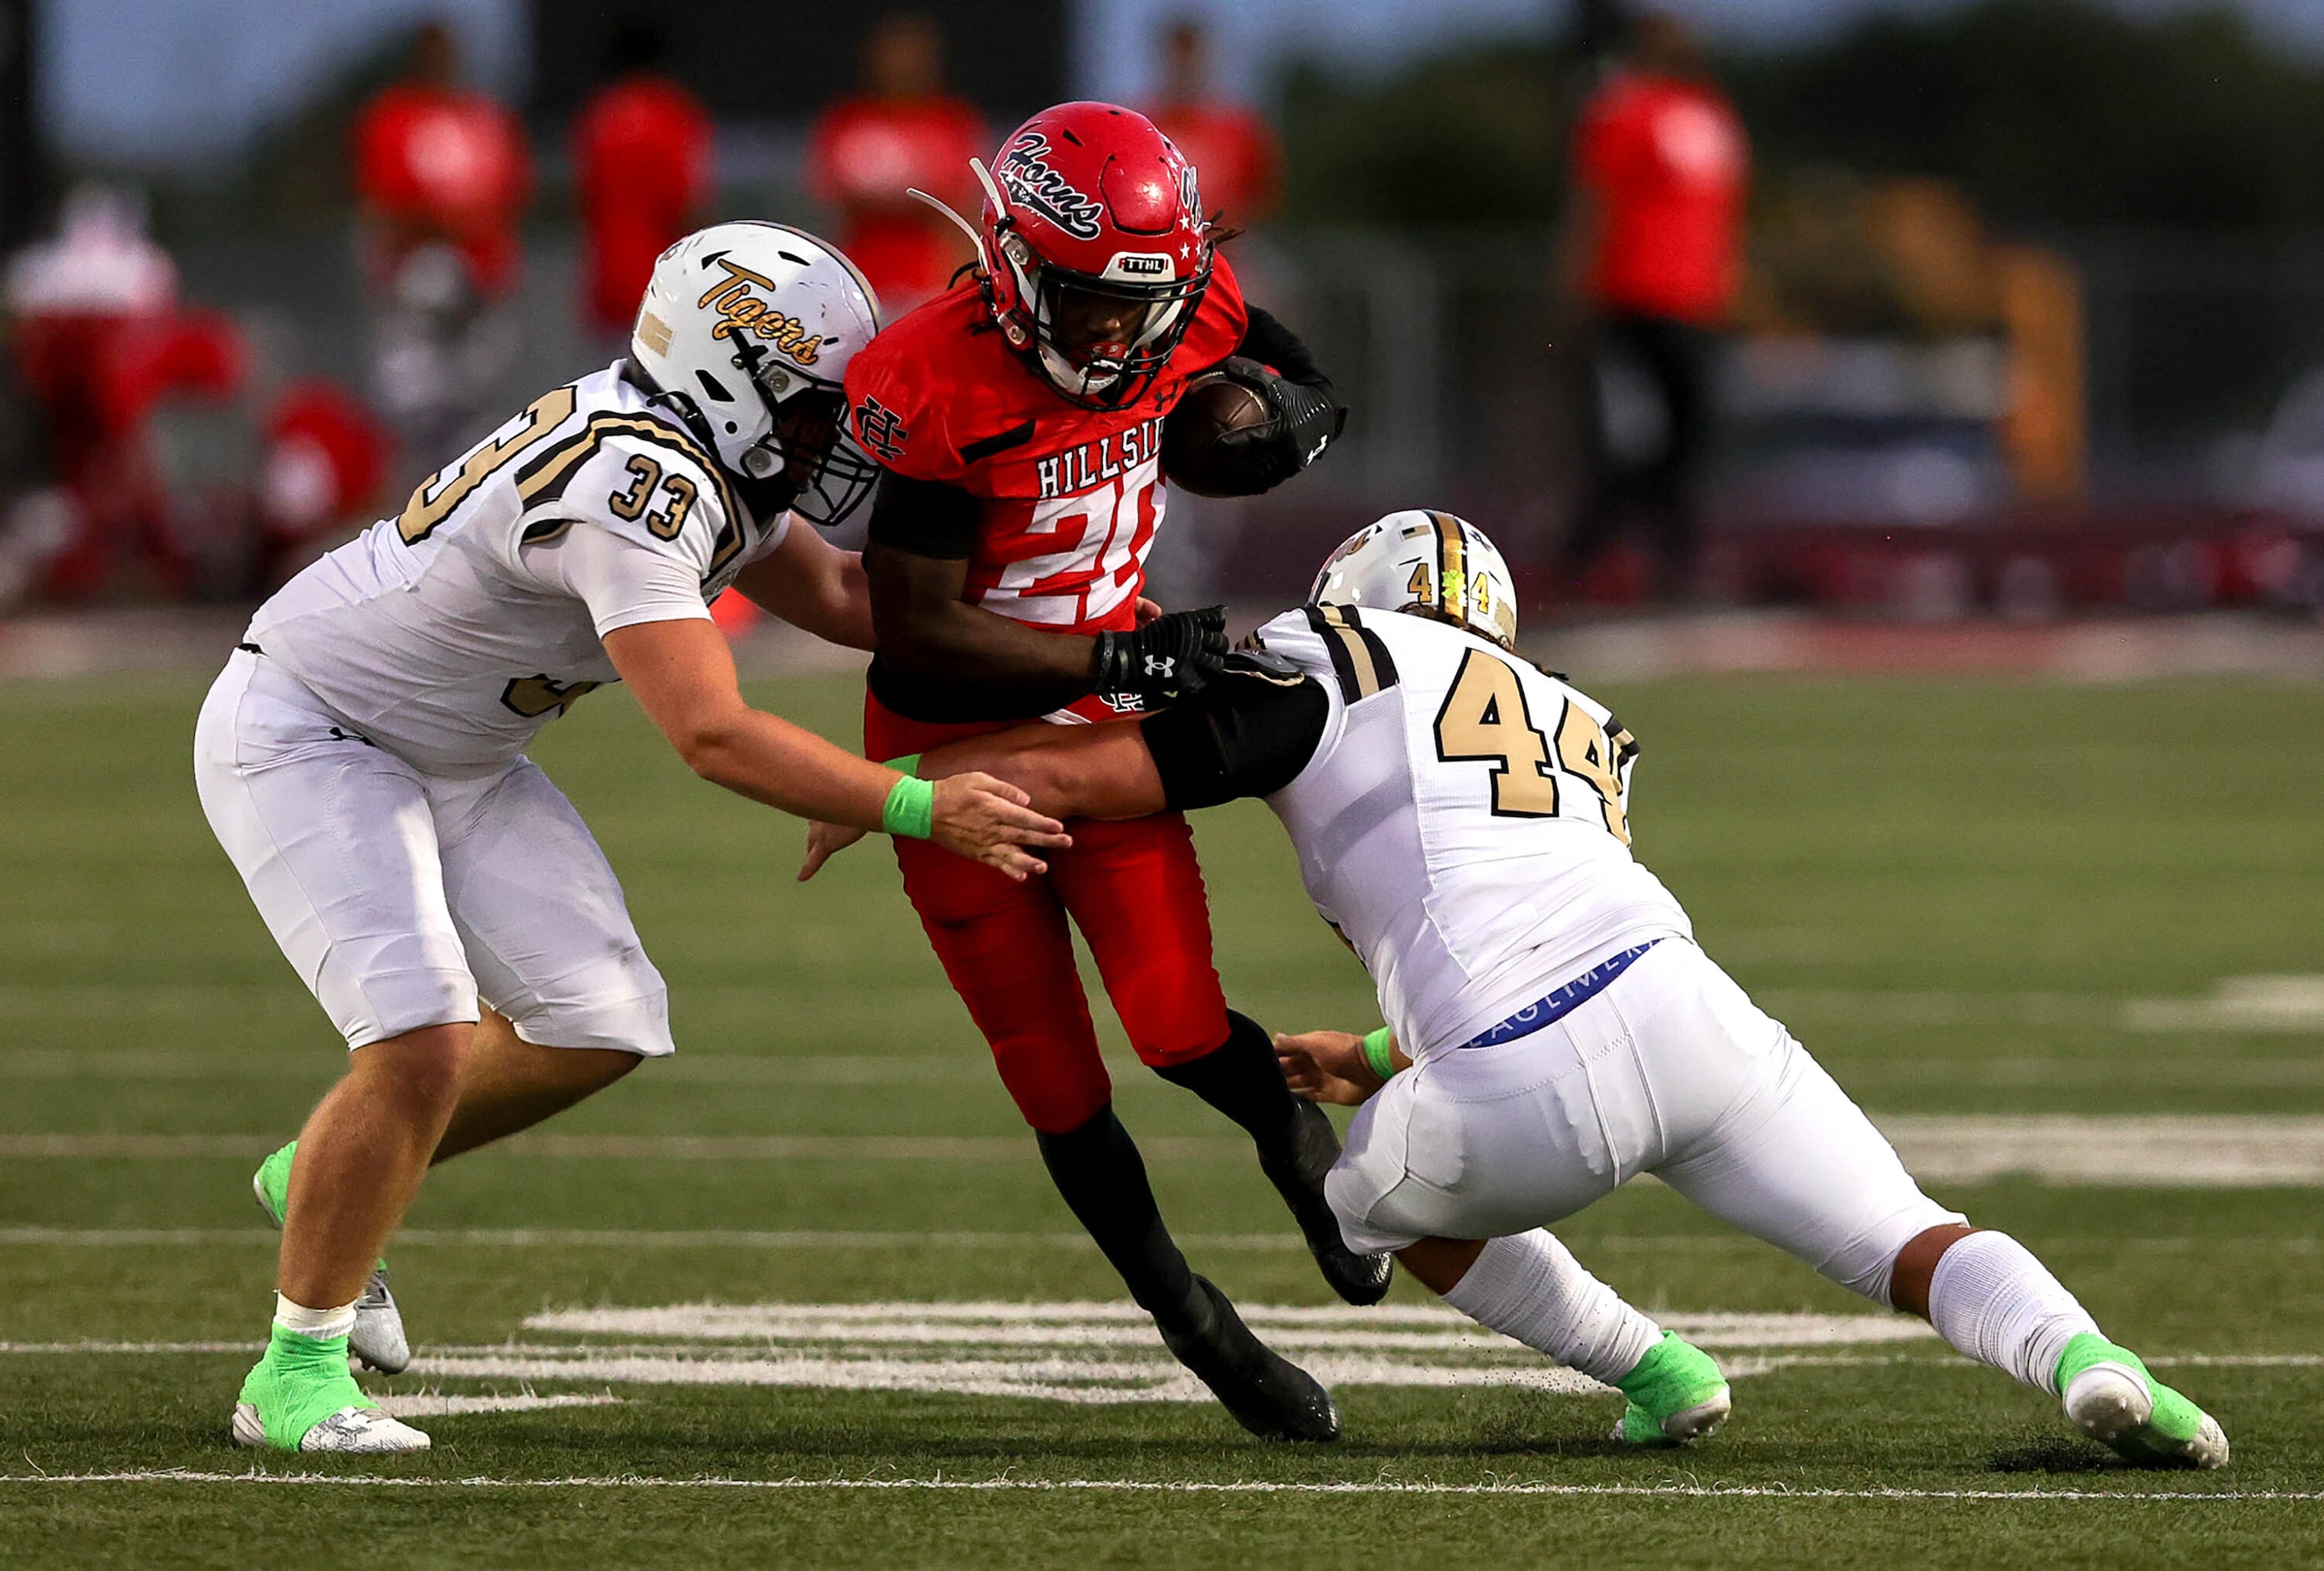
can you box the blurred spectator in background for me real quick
[254,380,392,591]
[805,13,983,315]
[351,20,531,464]
[574,18,713,349]
[1142,18,1280,228]
[1555,13,1748,601]
[3,185,243,602]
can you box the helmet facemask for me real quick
[997,232,1208,410]
[708,335,880,528]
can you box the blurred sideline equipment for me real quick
[899,509,2228,1471]
[574,20,714,341]
[353,23,532,462]
[1558,13,1748,601]
[846,100,1359,1441]
[806,13,987,317]
[201,221,1065,1454]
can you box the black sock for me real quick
[1153,1010,1300,1155]
[1034,1104,1201,1327]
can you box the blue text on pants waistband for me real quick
[1454,940,1664,1051]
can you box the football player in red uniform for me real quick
[837,102,1358,1441]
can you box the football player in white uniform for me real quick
[811,509,2229,1467]
[197,223,1067,1454]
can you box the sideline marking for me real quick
[0,1471,2312,1501]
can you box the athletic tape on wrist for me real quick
[1361,1026,1397,1080]
[881,773,935,840]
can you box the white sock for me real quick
[1926,1231,2100,1396]
[273,1293,358,1342]
[1440,1231,1662,1385]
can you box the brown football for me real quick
[1161,373,1271,497]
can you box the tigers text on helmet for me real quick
[628,223,883,527]
[914,102,1213,410]
[1310,510,1521,649]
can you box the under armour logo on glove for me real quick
[1093,605,1228,706]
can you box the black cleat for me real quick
[1260,1098,1394,1306]
[1159,1276,1341,1442]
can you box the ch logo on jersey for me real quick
[996,132,1105,241]
[695,254,825,366]
[850,396,909,462]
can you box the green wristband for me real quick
[1361,1026,1397,1081]
[881,773,935,840]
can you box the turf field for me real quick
[3,666,2322,1568]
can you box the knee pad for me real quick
[988,1033,1114,1134]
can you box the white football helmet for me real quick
[629,222,882,525]
[1310,509,1520,649]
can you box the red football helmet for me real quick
[926,102,1213,409]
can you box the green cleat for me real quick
[231,1324,430,1453]
[2056,1333,2229,1470]
[250,1140,411,1374]
[1611,1330,1732,1446]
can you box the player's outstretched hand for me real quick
[1092,604,1228,706]
[1274,1029,1385,1107]
[929,772,1072,882]
[797,820,868,881]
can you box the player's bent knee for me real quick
[347,1021,472,1113]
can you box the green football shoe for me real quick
[251,1140,411,1374]
[232,1323,429,1453]
[1611,1330,1732,1445]
[2056,1333,2229,1469]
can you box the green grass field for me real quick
[3,668,2323,1568]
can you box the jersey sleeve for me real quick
[524,519,713,639]
[510,420,755,595]
[842,327,965,485]
[1138,649,1330,811]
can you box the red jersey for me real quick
[1145,100,1280,225]
[1573,71,1748,325]
[846,251,1249,641]
[805,95,987,312]
[353,84,532,297]
[575,75,713,333]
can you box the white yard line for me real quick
[0,1471,2312,1501]
[11,1116,2324,1183]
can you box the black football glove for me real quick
[1205,356,1349,497]
[1092,604,1228,707]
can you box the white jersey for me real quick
[1249,606,1692,1059]
[247,362,786,775]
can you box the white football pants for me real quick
[194,648,673,1056]
[1328,938,1961,1306]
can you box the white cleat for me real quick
[232,1401,432,1454]
[2063,1362,2230,1471]
[346,1268,411,1375]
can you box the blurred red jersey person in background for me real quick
[353,22,531,302]
[3,185,243,601]
[351,22,531,461]
[574,20,713,341]
[1142,18,1279,227]
[1555,12,1748,601]
[804,13,984,315]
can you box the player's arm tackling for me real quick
[730,522,875,650]
[604,617,1070,880]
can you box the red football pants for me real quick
[869,693,1233,1134]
